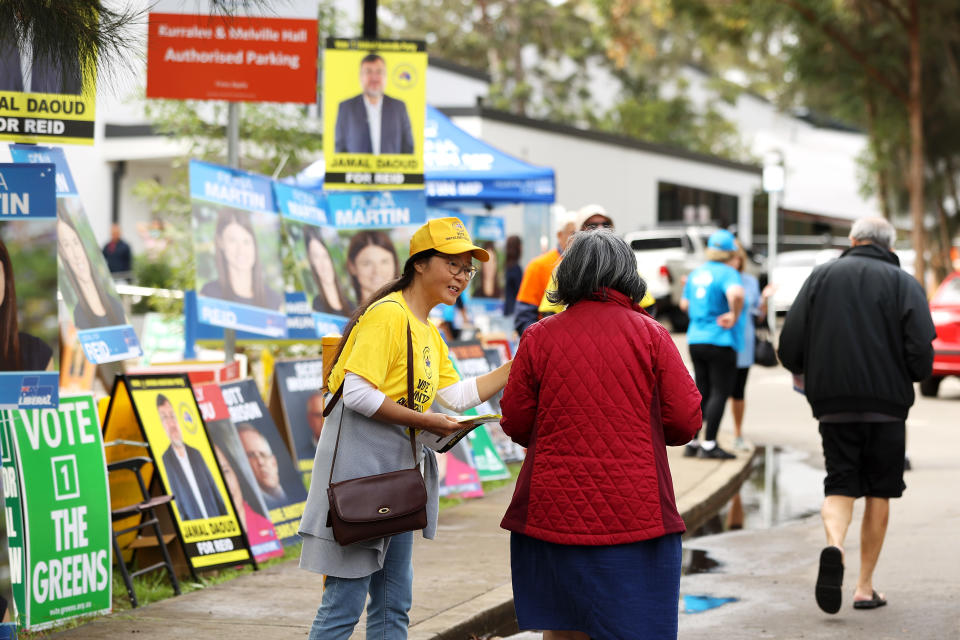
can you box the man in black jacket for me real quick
[778,217,935,615]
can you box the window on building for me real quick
[657,182,739,227]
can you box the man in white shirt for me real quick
[334,53,414,155]
[157,394,227,521]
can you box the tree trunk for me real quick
[864,90,891,219]
[907,0,926,290]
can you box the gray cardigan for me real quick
[298,400,440,578]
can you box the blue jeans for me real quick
[308,532,414,640]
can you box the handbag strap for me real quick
[328,302,418,486]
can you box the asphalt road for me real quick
[678,363,960,639]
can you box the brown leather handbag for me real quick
[324,315,428,546]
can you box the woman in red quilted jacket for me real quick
[500,229,702,640]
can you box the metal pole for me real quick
[363,0,377,38]
[224,102,240,364]
[767,190,779,337]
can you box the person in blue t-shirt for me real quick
[680,229,745,460]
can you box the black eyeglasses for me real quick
[583,221,614,230]
[437,256,479,280]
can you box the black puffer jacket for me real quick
[778,243,935,419]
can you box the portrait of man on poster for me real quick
[334,53,414,155]
[156,394,228,521]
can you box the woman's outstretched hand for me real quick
[419,412,463,437]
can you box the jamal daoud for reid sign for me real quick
[0,395,111,630]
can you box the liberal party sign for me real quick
[117,375,253,572]
[0,43,96,145]
[147,1,318,104]
[0,164,59,411]
[0,395,111,630]
[9,145,142,365]
[323,38,427,190]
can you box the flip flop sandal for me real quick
[853,590,887,610]
[815,546,844,614]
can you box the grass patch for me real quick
[17,543,303,639]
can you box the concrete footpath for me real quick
[52,438,754,640]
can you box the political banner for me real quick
[147,4,318,104]
[323,37,427,190]
[190,160,286,337]
[0,465,15,626]
[438,440,483,499]
[121,375,252,571]
[0,163,59,410]
[275,183,350,336]
[193,384,283,562]
[270,359,325,479]
[0,395,111,630]
[0,41,96,145]
[220,379,307,544]
[9,145,142,365]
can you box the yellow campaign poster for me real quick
[125,375,251,570]
[323,37,426,190]
[0,43,96,145]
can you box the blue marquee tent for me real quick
[292,106,555,205]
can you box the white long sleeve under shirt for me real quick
[342,371,481,417]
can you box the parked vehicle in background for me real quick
[920,271,960,398]
[625,226,716,331]
[769,249,842,314]
[626,225,764,331]
[771,246,919,315]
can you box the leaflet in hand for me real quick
[414,414,502,453]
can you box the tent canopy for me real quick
[422,106,554,204]
[292,106,555,205]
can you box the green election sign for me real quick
[0,420,26,624]
[0,395,112,630]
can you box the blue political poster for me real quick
[190,160,286,338]
[0,163,59,409]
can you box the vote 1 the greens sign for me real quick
[0,394,111,630]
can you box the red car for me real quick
[920,271,960,397]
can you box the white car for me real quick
[770,249,842,314]
[625,226,717,331]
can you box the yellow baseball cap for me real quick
[409,217,490,262]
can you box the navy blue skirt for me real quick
[510,532,682,640]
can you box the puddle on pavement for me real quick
[692,445,823,537]
[682,548,720,575]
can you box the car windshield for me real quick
[935,277,960,305]
[630,237,684,251]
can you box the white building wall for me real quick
[456,116,761,244]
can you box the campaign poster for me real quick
[124,375,252,571]
[438,440,483,499]
[191,160,286,337]
[0,395,111,630]
[147,1,318,104]
[321,194,425,309]
[0,163,59,410]
[275,182,349,337]
[193,384,283,562]
[449,342,524,463]
[323,37,427,190]
[0,40,96,145]
[0,464,15,627]
[271,359,324,479]
[9,145,142,365]
[221,379,307,545]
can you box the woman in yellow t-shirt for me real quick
[300,217,512,640]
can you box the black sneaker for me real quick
[684,443,700,457]
[698,446,736,460]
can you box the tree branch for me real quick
[867,0,910,30]
[777,0,908,103]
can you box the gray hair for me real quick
[850,217,896,249]
[547,229,646,307]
